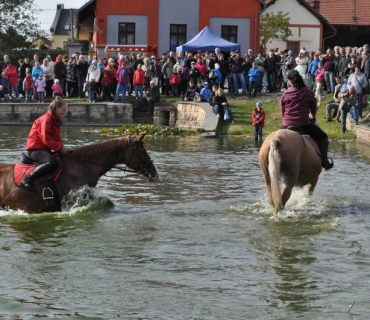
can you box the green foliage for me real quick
[100,124,201,137]
[0,0,47,51]
[260,11,293,53]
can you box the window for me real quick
[170,24,186,52]
[221,25,238,43]
[118,23,135,45]
[64,24,71,30]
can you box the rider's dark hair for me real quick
[287,70,306,89]
[49,96,66,113]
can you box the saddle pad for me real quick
[302,135,321,156]
[14,162,63,187]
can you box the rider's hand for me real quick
[61,147,68,154]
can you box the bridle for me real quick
[124,138,155,179]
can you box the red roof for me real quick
[306,0,370,25]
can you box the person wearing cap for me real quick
[252,101,265,142]
[199,81,212,102]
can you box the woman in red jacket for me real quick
[21,96,68,191]
[4,61,19,99]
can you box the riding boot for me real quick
[317,139,334,170]
[20,162,55,191]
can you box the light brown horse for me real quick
[259,129,322,213]
[0,132,159,214]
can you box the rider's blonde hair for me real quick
[49,96,66,113]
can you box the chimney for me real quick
[312,0,321,12]
[57,4,64,10]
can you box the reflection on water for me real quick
[0,127,370,318]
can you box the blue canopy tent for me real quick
[176,26,240,53]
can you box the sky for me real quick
[34,0,88,31]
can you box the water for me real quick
[0,127,370,319]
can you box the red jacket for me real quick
[169,72,180,85]
[5,65,18,86]
[133,69,145,86]
[26,111,64,152]
[252,107,265,127]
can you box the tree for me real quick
[0,0,47,51]
[260,11,293,53]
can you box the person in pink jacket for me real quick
[133,64,145,100]
[314,62,325,103]
[4,61,19,99]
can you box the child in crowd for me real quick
[35,74,46,103]
[248,62,260,97]
[23,72,33,103]
[0,72,9,101]
[52,79,63,97]
[169,67,180,96]
[0,85,5,102]
[314,62,325,104]
[101,72,112,101]
[200,81,212,102]
[133,64,145,100]
[88,79,96,103]
[252,101,265,142]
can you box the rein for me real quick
[62,153,139,175]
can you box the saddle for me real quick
[286,126,321,155]
[14,152,63,205]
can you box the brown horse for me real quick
[259,129,322,213]
[0,132,159,214]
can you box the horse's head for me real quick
[125,131,159,182]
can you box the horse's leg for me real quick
[281,169,298,209]
[307,177,319,195]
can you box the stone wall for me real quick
[0,102,133,126]
[175,102,206,129]
[347,119,370,144]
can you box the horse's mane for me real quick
[66,136,131,159]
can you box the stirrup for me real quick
[322,157,334,171]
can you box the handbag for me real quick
[224,108,230,121]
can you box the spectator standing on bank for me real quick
[133,64,145,100]
[23,72,33,103]
[347,66,368,118]
[314,62,325,103]
[4,61,19,99]
[52,79,63,97]
[252,101,265,142]
[35,74,46,103]
[248,62,260,97]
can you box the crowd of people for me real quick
[0,44,369,123]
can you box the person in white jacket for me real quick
[86,60,101,101]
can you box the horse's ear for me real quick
[139,132,147,141]
[132,130,146,142]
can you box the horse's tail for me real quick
[268,137,283,213]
